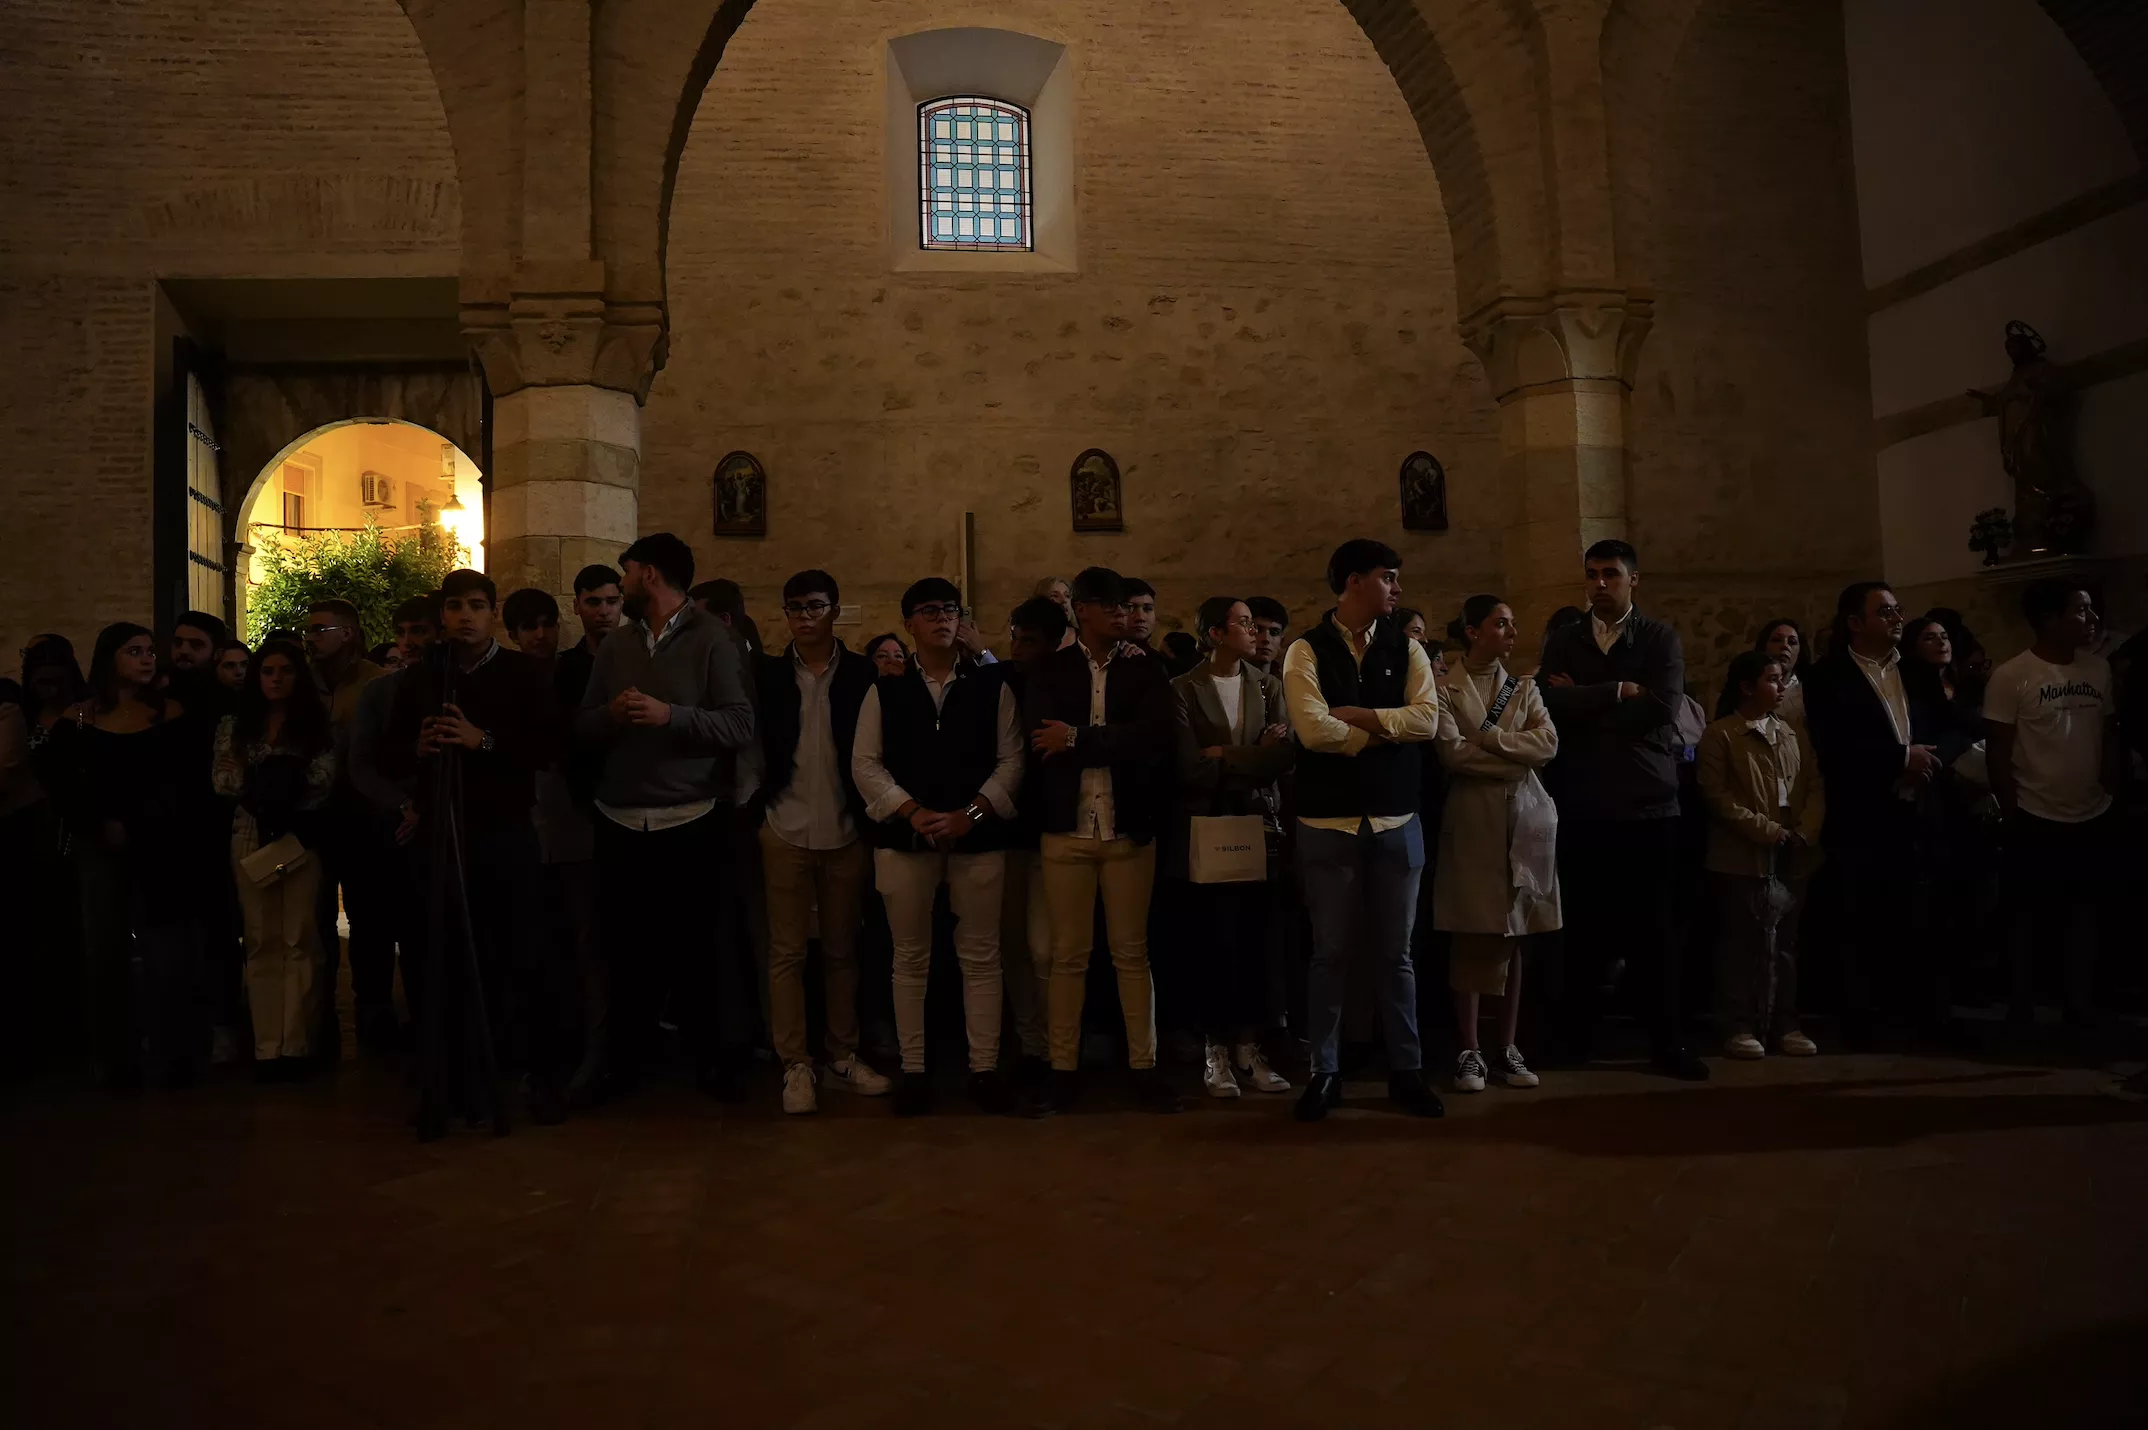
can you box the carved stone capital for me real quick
[1459,288,1655,403]
[463,291,668,403]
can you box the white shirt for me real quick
[849,666,1024,826]
[1280,615,1441,834]
[764,647,857,851]
[1592,604,1633,654]
[1072,644,1119,840]
[1849,644,1911,748]
[1211,670,1244,740]
[1984,649,2114,823]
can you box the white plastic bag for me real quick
[1508,770,1559,905]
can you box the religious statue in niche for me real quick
[1399,450,1449,532]
[1070,448,1123,532]
[712,451,767,537]
[1968,321,2094,558]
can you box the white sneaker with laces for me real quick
[782,1061,818,1114]
[1233,1042,1291,1093]
[822,1055,892,1096]
[1498,1044,1539,1088]
[1202,1043,1242,1098]
[1454,1048,1488,1093]
[1724,1033,1766,1060]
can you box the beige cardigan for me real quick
[1694,711,1825,878]
[1431,661,1562,937]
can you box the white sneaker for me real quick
[1454,1048,1487,1093]
[1724,1033,1766,1060]
[1233,1042,1291,1093]
[822,1055,892,1096]
[782,1061,818,1114]
[1498,1044,1539,1088]
[1202,1043,1242,1098]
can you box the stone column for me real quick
[488,383,641,598]
[1462,291,1651,631]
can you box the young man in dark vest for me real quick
[1538,539,1708,1079]
[1282,539,1444,1121]
[850,577,1026,1117]
[1026,566,1181,1115]
[755,568,891,1115]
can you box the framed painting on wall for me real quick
[712,451,768,537]
[1070,448,1123,532]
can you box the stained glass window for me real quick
[919,97,1032,251]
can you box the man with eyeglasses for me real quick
[303,597,388,1058]
[1024,566,1180,1114]
[851,578,1026,1117]
[754,569,891,1114]
[1805,580,1947,1047]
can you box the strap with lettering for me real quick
[1480,676,1521,732]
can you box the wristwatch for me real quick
[1064,726,1079,750]
[478,729,496,753]
[964,801,988,825]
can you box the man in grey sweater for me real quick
[573,532,756,1102]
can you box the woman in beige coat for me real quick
[1433,595,1561,1093]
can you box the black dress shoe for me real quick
[1388,1069,1444,1118]
[969,1069,1016,1116]
[1129,1068,1183,1114]
[1651,1046,1711,1081]
[1040,1068,1078,1114]
[893,1071,933,1117]
[1013,1053,1050,1092]
[1295,1072,1342,1122]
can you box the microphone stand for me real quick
[414,641,509,1143]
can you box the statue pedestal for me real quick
[1976,552,2111,591]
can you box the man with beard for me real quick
[574,533,756,1102]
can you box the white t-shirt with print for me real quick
[1983,649,2114,823]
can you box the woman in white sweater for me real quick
[1433,595,1562,1093]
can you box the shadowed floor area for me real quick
[5,1052,2145,1429]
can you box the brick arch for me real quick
[2038,0,2148,165]
[620,0,1532,324]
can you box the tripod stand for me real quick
[414,643,509,1143]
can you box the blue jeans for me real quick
[1298,819,1425,1075]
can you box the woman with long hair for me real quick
[211,639,337,1079]
[47,623,201,1087]
[863,632,909,680]
[1433,594,1560,1092]
[1729,618,1811,724]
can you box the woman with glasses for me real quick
[45,623,203,1087]
[863,632,909,680]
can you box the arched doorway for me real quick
[234,419,484,639]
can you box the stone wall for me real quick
[0,0,457,660]
[1629,0,1880,697]
[640,0,1503,643]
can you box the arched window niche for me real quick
[884,28,1076,273]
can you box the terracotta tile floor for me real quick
[6,1051,2146,1429]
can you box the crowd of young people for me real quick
[2,533,2139,1120]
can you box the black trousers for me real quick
[1555,816,1684,1055]
[313,807,397,1044]
[2005,809,2117,1020]
[420,820,572,1099]
[594,812,724,1078]
[1177,876,1280,1038]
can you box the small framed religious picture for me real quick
[712,451,768,537]
[1070,448,1124,532]
[1399,450,1449,532]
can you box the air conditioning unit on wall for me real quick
[360,470,394,508]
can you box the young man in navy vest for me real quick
[1538,539,1709,1079]
[754,568,892,1114]
[1281,539,1444,1121]
[850,577,1026,1116]
[1026,567,1181,1115]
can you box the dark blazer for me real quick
[1164,664,1294,879]
[1538,607,1685,822]
[754,641,874,823]
[1022,642,1174,844]
[1803,646,1939,852]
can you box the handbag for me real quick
[1188,814,1267,884]
[239,832,311,887]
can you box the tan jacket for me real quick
[1432,661,1562,936]
[1695,711,1824,878]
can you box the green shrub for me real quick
[246,509,460,647]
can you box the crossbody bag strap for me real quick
[1479,676,1521,732]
